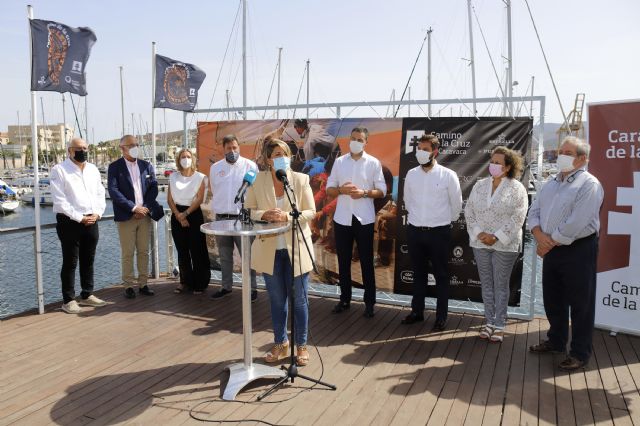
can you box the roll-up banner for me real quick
[197,117,532,305]
[589,100,640,336]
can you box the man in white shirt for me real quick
[401,134,462,331]
[209,134,258,301]
[326,127,387,318]
[50,137,107,314]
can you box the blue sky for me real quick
[1,0,639,143]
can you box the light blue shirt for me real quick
[527,167,604,246]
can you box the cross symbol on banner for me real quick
[608,171,640,272]
[404,130,425,154]
[410,135,421,152]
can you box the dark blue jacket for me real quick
[107,157,164,222]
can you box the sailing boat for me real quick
[0,179,20,214]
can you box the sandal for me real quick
[479,324,495,339]
[296,345,310,367]
[265,342,289,363]
[173,286,186,294]
[490,329,504,343]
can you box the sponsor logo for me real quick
[453,246,464,258]
[189,88,196,96]
[450,275,464,286]
[489,133,515,146]
[164,64,190,105]
[401,270,414,283]
[404,130,424,154]
[399,244,409,254]
[467,278,482,285]
[71,60,83,72]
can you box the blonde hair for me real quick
[175,148,197,173]
[265,139,291,159]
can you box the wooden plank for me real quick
[601,333,640,425]
[519,317,540,426]
[536,320,559,426]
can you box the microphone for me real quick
[234,169,257,203]
[275,169,289,185]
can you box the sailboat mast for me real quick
[276,47,282,119]
[306,59,310,118]
[427,28,433,117]
[467,0,477,115]
[506,0,513,115]
[120,66,125,136]
[242,0,247,119]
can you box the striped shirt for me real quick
[527,167,604,246]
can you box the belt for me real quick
[408,223,450,231]
[216,213,239,220]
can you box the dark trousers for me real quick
[334,216,376,306]
[56,214,99,304]
[407,224,451,321]
[542,234,598,362]
[171,206,211,291]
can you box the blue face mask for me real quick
[272,156,290,171]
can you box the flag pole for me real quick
[151,41,159,279]
[28,4,45,314]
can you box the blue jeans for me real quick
[262,249,309,345]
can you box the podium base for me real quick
[222,362,287,401]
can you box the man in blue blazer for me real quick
[108,135,164,299]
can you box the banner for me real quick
[197,117,532,305]
[589,100,640,336]
[154,54,206,111]
[30,19,96,95]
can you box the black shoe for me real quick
[401,312,424,325]
[139,285,155,296]
[332,301,350,314]
[210,288,232,299]
[558,356,587,371]
[124,287,136,299]
[363,305,375,318]
[432,319,447,332]
[251,290,258,303]
[529,339,564,354]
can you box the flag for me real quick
[30,19,96,96]
[154,54,206,111]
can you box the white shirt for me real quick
[281,124,336,160]
[169,171,206,207]
[326,151,387,226]
[209,156,258,215]
[465,177,528,252]
[50,158,106,222]
[403,162,462,227]
[275,196,287,249]
[124,158,144,208]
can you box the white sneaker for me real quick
[78,295,107,307]
[62,300,82,314]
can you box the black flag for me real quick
[154,54,206,112]
[30,19,96,96]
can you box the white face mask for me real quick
[556,154,575,172]
[349,140,365,155]
[180,158,192,169]
[128,146,139,159]
[415,150,432,165]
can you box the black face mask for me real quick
[73,150,87,163]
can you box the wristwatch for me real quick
[362,190,369,199]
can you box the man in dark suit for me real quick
[108,135,164,299]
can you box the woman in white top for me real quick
[167,148,211,294]
[464,146,528,342]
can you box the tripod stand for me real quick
[257,171,336,400]
[234,193,253,226]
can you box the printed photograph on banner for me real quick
[394,117,533,305]
[589,101,640,335]
[197,118,402,292]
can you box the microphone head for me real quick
[275,169,288,182]
[243,169,257,185]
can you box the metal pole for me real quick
[242,0,247,119]
[503,67,509,116]
[226,89,230,121]
[119,66,125,136]
[467,0,477,115]
[408,86,411,117]
[151,41,159,279]
[506,0,513,116]
[84,94,89,144]
[61,94,68,145]
[182,111,188,148]
[28,4,44,314]
[276,47,282,119]
[427,27,432,117]
[530,76,535,117]
[306,59,310,118]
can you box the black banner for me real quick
[30,19,96,95]
[394,117,533,306]
[154,54,206,111]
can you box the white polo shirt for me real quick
[326,151,386,226]
[209,156,257,215]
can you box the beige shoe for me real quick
[265,342,289,363]
[78,295,107,307]
[62,300,82,314]
[296,345,310,367]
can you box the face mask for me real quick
[180,158,192,169]
[556,154,575,172]
[415,150,431,165]
[225,151,239,163]
[488,163,503,177]
[128,146,139,159]
[349,140,365,155]
[73,149,87,163]
[272,156,291,171]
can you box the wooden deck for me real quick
[1,279,639,426]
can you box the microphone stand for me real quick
[257,173,336,400]
[234,192,254,227]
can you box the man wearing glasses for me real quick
[50,137,107,314]
[108,135,164,299]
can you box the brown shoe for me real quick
[265,342,289,363]
[296,345,310,366]
[558,356,587,371]
[529,339,564,354]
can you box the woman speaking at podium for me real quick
[245,139,316,366]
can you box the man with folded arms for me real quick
[50,137,107,314]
